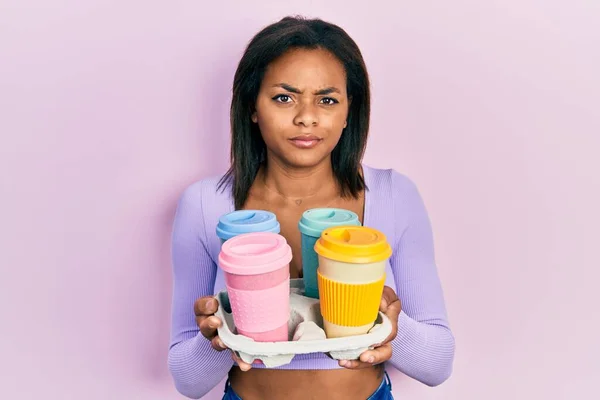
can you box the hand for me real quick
[194,296,252,371]
[338,286,402,369]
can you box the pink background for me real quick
[1,1,599,399]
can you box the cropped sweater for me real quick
[168,165,455,398]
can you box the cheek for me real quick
[258,113,286,138]
[256,101,291,135]
[321,111,348,134]
[255,100,275,133]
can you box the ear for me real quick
[251,111,258,123]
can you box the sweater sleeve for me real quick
[386,172,456,386]
[167,182,233,399]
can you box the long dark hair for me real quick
[218,16,371,209]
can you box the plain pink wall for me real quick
[1,1,599,399]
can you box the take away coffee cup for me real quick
[216,210,280,244]
[218,232,292,342]
[298,208,360,298]
[315,226,392,338]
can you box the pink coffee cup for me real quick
[218,232,292,342]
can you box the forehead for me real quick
[262,48,347,88]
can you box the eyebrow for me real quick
[273,83,341,95]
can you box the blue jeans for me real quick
[222,371,394,399]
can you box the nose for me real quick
[293,103,318,127]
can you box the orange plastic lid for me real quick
[314,226,392,263]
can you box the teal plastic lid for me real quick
[216,210,280,240]
[298,208,361,238]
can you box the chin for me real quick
[280,152,331,170]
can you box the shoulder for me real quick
[173,173,232,256]
[178,173,230,203]
[363,164,427,224]
[362,164,420,198]
[176,172,232,218]
[362,164,425,241]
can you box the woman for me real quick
[168,16,455,400]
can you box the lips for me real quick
[289,135,322,149]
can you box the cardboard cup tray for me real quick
[214,279,392,368]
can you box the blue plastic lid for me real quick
[216,210,280,240]
[298,208,361,238]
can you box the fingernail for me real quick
[339,360,348,366]
[368,356,375,363]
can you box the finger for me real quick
[338,359,374,369]
[194,297,219,316]
[211,336,228,352]
[383,300,401,343]
[231,351,252,371]
[380,287,402,336]
[339,344,393,369]
[379,286,399,313]
[385,297,401,318]
[199,315,222,339]
[359,344,392,365]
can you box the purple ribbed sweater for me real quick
[168,165,455,398]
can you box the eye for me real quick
[272,94,292,103]
[320,97,339,105]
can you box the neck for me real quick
[260,156,337,200]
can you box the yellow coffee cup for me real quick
[315,226,392,338]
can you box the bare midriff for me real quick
[228,364,384,400]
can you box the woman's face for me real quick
[252,47,349,169]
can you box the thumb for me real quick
[380,295,389,312]
[380,286,398,313]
